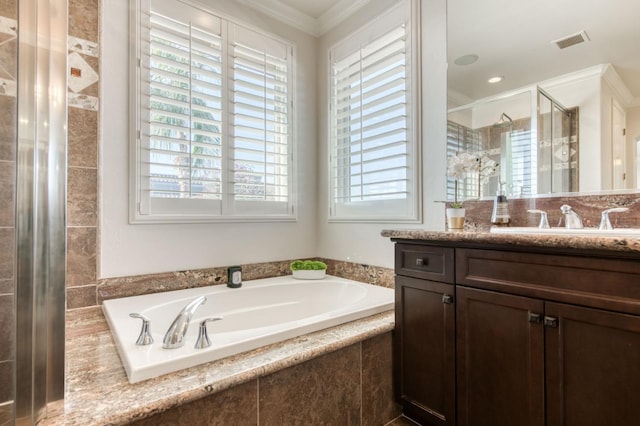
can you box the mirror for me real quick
[447,0,640,199]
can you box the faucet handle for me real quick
[527,210,550,229]
[195,317,224,349]
[129,313,154,345]
[598,207,629,230]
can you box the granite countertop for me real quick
[380,229,640,255]
[43,307,394,425]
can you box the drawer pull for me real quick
[544,316,559,328]
[416,258,428,266]
[442,294,454,304]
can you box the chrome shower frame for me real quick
[16,0,67,423]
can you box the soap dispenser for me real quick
[491,182,510,225]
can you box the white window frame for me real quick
[130,0,296,223]
[328,0,421,223]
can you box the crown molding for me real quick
[239,0,372,37]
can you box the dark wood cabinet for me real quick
[394,240,640,426]
[456,286,544,426]
[395,276,455,426]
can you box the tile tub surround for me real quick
[42,308,397,425]
[458,192,640,231]
[94,258,394,305]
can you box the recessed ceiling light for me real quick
[488,76,504,84]
[454,54,479,66]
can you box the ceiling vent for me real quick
[552,30,590,49]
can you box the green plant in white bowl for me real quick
[290,260,327,280]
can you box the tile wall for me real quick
[0,0,16,421]
[131,332,400,426]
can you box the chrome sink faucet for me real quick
[598,207,629,230]
[163,295,207,349]
[560,205,583,229]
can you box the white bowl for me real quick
[291,270,326,280]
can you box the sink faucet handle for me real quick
[527,210,550,229]
[559,204,583,229]
[195,317,224,349]
[598,207,630,230]
[129,313,154,345]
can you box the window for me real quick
[131,0,295,223]
[328,0,419,222]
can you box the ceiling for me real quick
[448,0,640,105]
[241,0,640,106]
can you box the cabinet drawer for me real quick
[456,248,640,315]
[395,244,454,283]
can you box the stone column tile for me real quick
[0,228,14,280]
[67,285,97,310]
[132,380,258,426]
[0,279,12,295]
[69,0,99,43]
[0,161,14,227]
[0,0,17,19]
[0,360,14,404]
[0,294,14,361]
[66,226,97,287]
[362,332,402,425]
[68,107,98,168]
[258,344,361,425]
[67,167,97,227]
[0,96,16,162]
[0,402,13,425]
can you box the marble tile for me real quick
[0,37,16,79]
[323,258,395,289]
[362,332,401,425]
[0,279,12,295]
[0,402,14,426]
[68,0,99,43]
[0,228,13,280]
[68,52,99,96]
[68,107,98,168]
[67,285,97,310]
[258,343,361,425]
[132,380,258,426]
[0,294,13,361]
[68,36,99,58]
[386,415,421,426]
[0,161,14,227]
[0,1,16,20]
[66,227,96,287]
[242,260,293,281]
[68,93,99,111]
[0,95,16,161]
[67,167,97,227]
[0,360,13,404]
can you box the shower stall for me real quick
[1,0,67,423]
[447,86,578,201]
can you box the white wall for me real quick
[316,0,448,269]
[100,0,318,277]
[627,106,640,188]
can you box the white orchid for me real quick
[447,152,499,207]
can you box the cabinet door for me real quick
[395,276,455,426]
[545,302,640,426]
[456,286,544,426]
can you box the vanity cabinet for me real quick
[394,240,640,426]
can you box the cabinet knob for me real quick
[528,312,542,324]
[416,258,428,266]
[544,316,559,328]
[442,294,454,304]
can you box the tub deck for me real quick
[42,306,394,425]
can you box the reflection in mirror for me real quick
[447,0,640,201]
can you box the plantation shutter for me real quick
[228,25,291,215]
[141,6,224,215]
[133,0,295,221]
[329,0,418,221]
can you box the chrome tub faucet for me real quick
[163,295,207,349]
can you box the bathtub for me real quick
[102,275,394,383]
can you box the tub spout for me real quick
[163,295,206,349]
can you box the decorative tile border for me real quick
[68,93,98,111]
[0,16,17,36]
[0,78,15,97]
[68,35,99,58]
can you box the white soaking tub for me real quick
[102,275,394,383]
